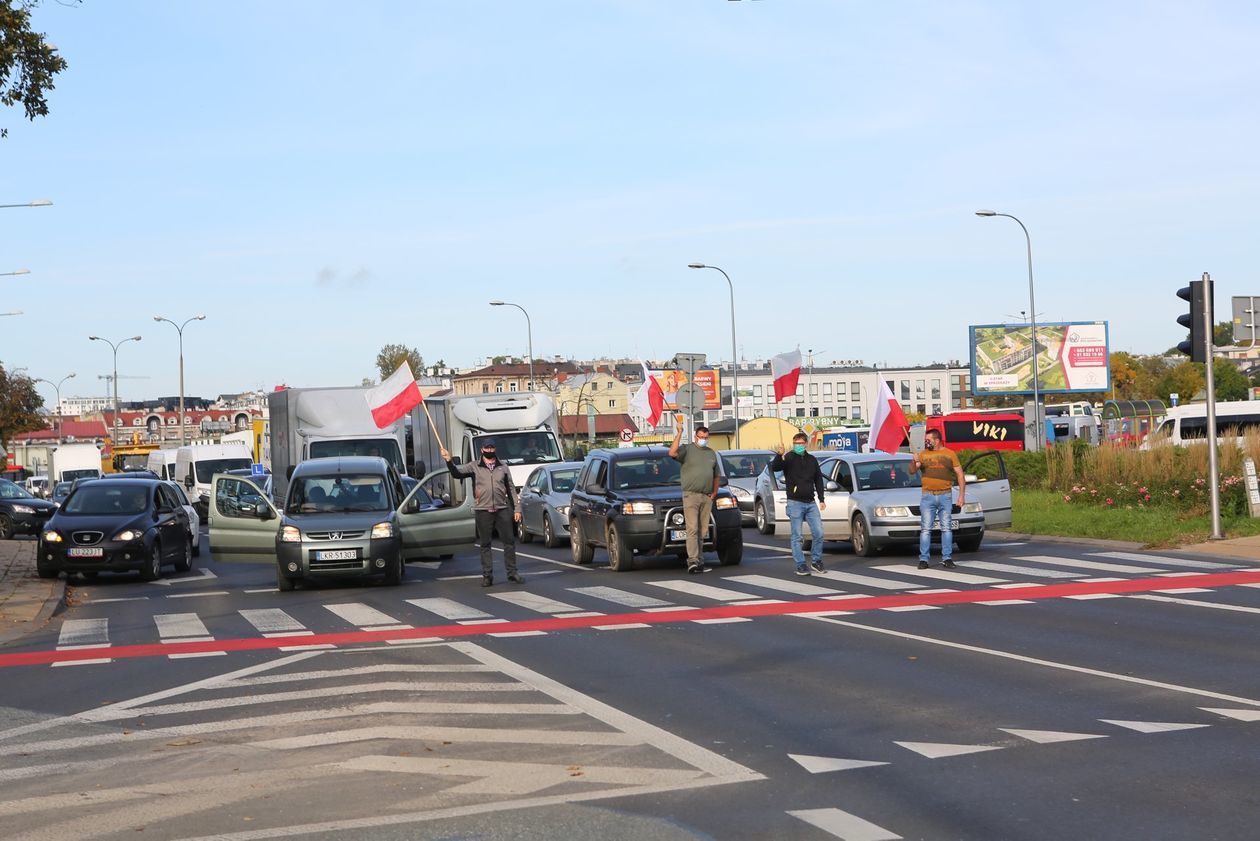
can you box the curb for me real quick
[0,576,67,648]
[988,530,1147,552]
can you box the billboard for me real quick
[969,321,1110,396]
[648,369,722,411]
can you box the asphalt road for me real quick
[2,528,1259,840]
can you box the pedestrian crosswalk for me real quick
[52,550,1256,665]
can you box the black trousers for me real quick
[474,508,517,576]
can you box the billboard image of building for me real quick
[970,321,1110,395]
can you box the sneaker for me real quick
[917,560,930,570]
[507,572,524,583]
[688,564,706,575]
[795,566,811,576]
[942,560,956,569]
[481,575,493,587]
[810,561,826,574]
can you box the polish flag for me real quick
[629,362,666,428]
[770,350,802,402]
[366,362,423,429]
[868,378,910,454]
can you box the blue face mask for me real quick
[696,439,709,448]
[792,444,806,455]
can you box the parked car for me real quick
[517,461,583,547]
[224,468,274,503]
[567,447,743,571]
[37,477,193,580]
[0,478,59,540]
[208,456,475,591]
[22,476,50,499]
[716,449,775,526]
[165,481,201,556]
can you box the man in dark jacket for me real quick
[770,432,826,575]
[441,442,523,587]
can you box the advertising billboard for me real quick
[969,321,1110,396]
[648,369,722,411]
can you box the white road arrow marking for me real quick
[788,807,902,840]
[999,728,1107,744]
[789,754,889,773]
[894,741,1003,759]
[1199,708,1260,722]
[1100,720,1210,733]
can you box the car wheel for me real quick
[0,514,13,540]
[517,519,533,544]
[755,500,774,535]
[276,566,296,592]
[542,514,562,548]
[384,555,403,586]
[570,519,594,565]
[851,514,877,558]
[607,524,633,572]
[36,559,59,580]
[139,542,163,581]
[956,535,982,552]
[717,529,744,566]
[173,536,194,573]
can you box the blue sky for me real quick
[3,1,1258,405]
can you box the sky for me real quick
[2,1,1259,407]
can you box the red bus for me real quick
[927,412,1025,451]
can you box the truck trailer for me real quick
[48,443,104,484]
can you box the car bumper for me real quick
[869,514,985,545]
[276,536,402,579]
[39,539,153,572]
[617,507,742,552]
[10,511,54,535]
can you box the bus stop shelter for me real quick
[1102,399,1166,446]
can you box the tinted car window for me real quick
[854,460,918,490]
[289,473,390,513]
[610,456,680,489]
[194,458,251,484]
[0,479,34,500]
[64,485,150,515]
[718,453,773,479]
[550,468,580,493]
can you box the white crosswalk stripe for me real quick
[873,564,1008,585]
[154,612,224,658]
[1013,555,1160,574]
[567,586,673,608]
[726,574,845,596]
[646,580,750,602]
[487,591,594,615]
[961,560,1083,579]
[406,597,495,622]
[52,618,112,667]
[239,608,311,637]
[809,570,927,590]
[1090,551,1240,570]
[324,603,409,630]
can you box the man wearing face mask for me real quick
[441,442,523,587]
[771,432,827,575]
[668,419,720,574]
[908,428,966,570]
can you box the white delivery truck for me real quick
[48,443,103,484]
[413,392,563,490]
[176,442,252,517]
[146,448,180,480]
[268,386,408,503]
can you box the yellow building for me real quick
[552,372,631,420]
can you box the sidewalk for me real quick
[994,529,1260,563]
[0,539,65,646]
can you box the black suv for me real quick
[567,447,743,571]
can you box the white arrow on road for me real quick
[894,741,1003,759]
[789,754,889,773]
[148,568,218,586]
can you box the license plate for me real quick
[315,549,358,561]
[950,519,960,529]
[669,529,687,541]
[67,547,103,558]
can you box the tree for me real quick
[0,363,46,455]
[1108,352,1140,399]
[1213,358,1250,402]
[0,2,69,138]
[1157,360,1204,404]
[1214,319,1235,348]
[375,344,422,382]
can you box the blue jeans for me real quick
[920,492,953,562]
[786,499,823,568]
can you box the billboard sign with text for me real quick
[969,321,1110,395]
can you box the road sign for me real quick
[251,463,266,475]
[1233,296,1260,345]
[676,383,707,416]
[618,428,634,448]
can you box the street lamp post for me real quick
[489,301,535,391]
[1,269,30,277]
[88,334,142,447]
[33,373,76,439]
[0,199,52,209]
[976,210,1042,452]
[688,263,740,448]
[154,314,206,445]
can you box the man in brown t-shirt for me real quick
[907,428,966,570]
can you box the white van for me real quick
[146,449,180,481]
[1147,401,1260,447]
[176,442,252,515]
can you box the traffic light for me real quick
[1176,277,1213,363]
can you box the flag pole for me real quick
[420,399,446,454]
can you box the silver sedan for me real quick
[517,461,584,548]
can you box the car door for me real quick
[961,450,1013,529]
[397,467,477,559]
[155,485,186,560]
[520,468,544,534]
[209,474,280,563]
[819,459,854,540]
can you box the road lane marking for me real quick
[406,597,495,621]
[488,591,590,615]
[789,754,889,773]
[726,573,846,596]
[325,603,409,630]
[895,741,1003,759]
[154,613,223,657]
[646,580,751,601]
[1092,551,1240,570]
[999,728,1106,744]
[56,619,108,647]
[239,608,307,635]
[567,586,673,608]
[1014,555,1160,574]
[1130,594,1260,614]
[873,564,1006,585]
[788,807,902,840]
[963,560,1083,579]
[166,590,231,599]
[804,570,926,591]
[1100,720,1210,733]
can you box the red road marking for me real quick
[5,568,1260,669]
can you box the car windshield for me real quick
[63,484,150,515]
[853,460,919,491]
[474,432,561,465]
[194,458,252,484]
[0,480,34,500]
[53,482,72,498]
[611,456,682,489]
[719,453,773,479]
[287,473,390,513]
[550,468,580,494]
[307,440,404,473]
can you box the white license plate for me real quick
[67,547,103,558]
[669,529,687,541]
[315,549,358,561]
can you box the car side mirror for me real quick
[414,460,426,478]
[964,474,978,483]
[184,477,194,489]
[256,502,274,520]
[587,483,604,495]
[825,480,839,492]
[718,476,729,487]
[402,498,420,514]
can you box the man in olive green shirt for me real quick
[669,419,720,574]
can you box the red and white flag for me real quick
[770,350,802,402]
[869,378,910,454]
[629,362,666,428]
[366,362,423,429]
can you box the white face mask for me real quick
[695,439,709,448]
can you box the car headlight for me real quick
[874,506,912,518]
[370,521,395,539]
[621,501,654,515]
[42,530,63,543]
[556,505,569,516]
[12,504,34,514]
[732,486,753,499]
[280,525,302,542]
[715,497,737,509]
[961,501,983,514]
[113,529,141,542]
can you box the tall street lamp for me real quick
[489,301,535,391]
[0,311,22,317]
[154,314,206,445]
[89,334,142,447]
[33,373,76,439]
[1,269,31,277]
[976,210,1042,452]
[0,199,52,209]
[688,263,740,447]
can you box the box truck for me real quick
[48,443,103,484]
[413,392,563,490]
